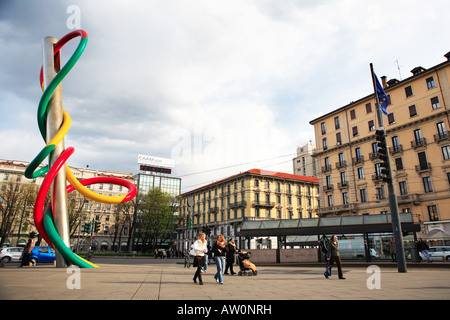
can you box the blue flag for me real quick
[374,73,389,115]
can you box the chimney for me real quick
[445,51,450,61]
[381,76,387,88]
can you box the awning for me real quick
[238,213,420,237]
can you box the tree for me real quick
[0,181,38,247]
[135,189,174,252]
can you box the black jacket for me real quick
[211,241,228,257]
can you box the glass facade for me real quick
[136,173,181,198]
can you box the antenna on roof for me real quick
[395,59,402,80]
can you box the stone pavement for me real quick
[1,257,449,302]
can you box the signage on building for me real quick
[137,155,175,168]
[139,165,172,174]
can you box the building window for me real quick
[442,145,450,160]
[334,116,340,129]
[357,167,364,179]
[326,176,332,189]
[408,105,417,117]
[365,103,372,114]
[437,121,447,140]
[342,192,349,205]
[340,171,347,186]
[405,85,413,98]
[431,96,441,110]
[352,126,358,137]
[321,122,326,135]
[428,205,439,221]
[426,77,436,89]
[376,186,386,200]
[395,157,404,171]
[336,132,342,145]
[350,109,356,120]
[322,138,328,150]
[422,176,433,193]
[360,189,367,202]
[327,195,333,206]
[387,113,395,124]
[399,181,408,195]
[368,120,375,132]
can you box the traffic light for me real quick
[186,215,193,229]
[94,221,101,233]
[201,224,211,236]
[84,222,92,233]
[375,129,388,162]
[375,129,392,184]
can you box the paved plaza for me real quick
[1,257,449,302]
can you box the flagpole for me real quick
[370,63,407,273]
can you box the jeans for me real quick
[214,256,226,283]
[421,250,432,262]
[202,254,208,272]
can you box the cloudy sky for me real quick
[1,0,450,193]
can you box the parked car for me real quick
[29,246,56,264]
[419,246,450,261]
[0,247,24,263]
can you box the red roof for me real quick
[182,168,318,195]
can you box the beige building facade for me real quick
[309,52,450,240]
[178,169,319,250]
[0,159,135,251]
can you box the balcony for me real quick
[389,145,403,155]
[229,201,247,209]
[434,131,450,143]
[335,160,346,169]
[252,201,275,208]
[323,185,333,192]
[208,206,219,214]
[322,164,332,172]
[352,156,364,165]
[337,182,348,189]
[411,138,427,149]
[415,163,432,173]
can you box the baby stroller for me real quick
[237,251,257,276]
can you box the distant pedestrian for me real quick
[389,238,397,262]
[321,239,331,278]
[224,238,237,275]
[212,234,228,284]
[191,232,208,285]
[19,238,35,267]
[416,238,432,263]
[325,235,345,279]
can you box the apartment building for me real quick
[0,159,136,251]
[178,169,319,250]
[293,141,316,177]
[309,52,450,239]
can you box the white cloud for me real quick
[1,0,450,192]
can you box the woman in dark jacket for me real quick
[325,235,345,279]
[224,238,237,275]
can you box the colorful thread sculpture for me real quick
[25,30,137,268]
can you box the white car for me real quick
[0,247,24,263]
[419,246,450,261]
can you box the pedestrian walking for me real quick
[191,232,208,285]
[325,235,345,279]
[416,238,432,263]
[321,239,331,278]
[212,234,228,284]
[389,238,397,262]
[19,238,35,267]
[224,238,237,275]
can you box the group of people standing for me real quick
[190,233,238,285]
